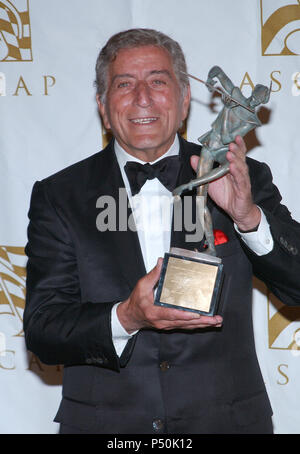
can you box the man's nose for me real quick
[134,81,152,107]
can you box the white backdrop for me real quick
[0,0,300,434]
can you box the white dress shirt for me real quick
[111,137,274,356]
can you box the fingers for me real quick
[151,301,223,326]
[191,135,246,175]
[153,312,223,330]
[227,135,247,167]
[170,313,223,328]
[146,257,163,288]
[228,136,246,160]
[226,136,249,187]
[138,257,164,297]
[190,155,200,172]
[234,135,247,153]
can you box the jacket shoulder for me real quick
[43,144,113,185]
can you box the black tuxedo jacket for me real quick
[24,136,300,434]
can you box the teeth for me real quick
[131,117,157,124]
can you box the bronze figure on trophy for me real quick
[174,65,271,256]
[155,66,271,316]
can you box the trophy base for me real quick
[154,247,223,316]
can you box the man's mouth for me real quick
[130,117,158,125]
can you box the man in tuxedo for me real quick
[24,28,300,434]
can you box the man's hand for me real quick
[191,135,261,232]
[117,258,223,334]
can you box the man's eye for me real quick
[152,79,166,86]
[117,81,130,88]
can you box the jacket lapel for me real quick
[85,140,146,292]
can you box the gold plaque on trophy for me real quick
[155,247,223,316]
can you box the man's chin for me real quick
[122,136,175,157]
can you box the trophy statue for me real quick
[155,66,271,316]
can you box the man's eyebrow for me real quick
[148,69,172,78]
[111,70,173,83]
[111,73,136,85]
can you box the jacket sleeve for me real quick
[240,158,300,306]
[24,180,123,371]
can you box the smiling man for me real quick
[97,45,190,161]
[24,28,300,435]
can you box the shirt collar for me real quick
[114,134,180,171]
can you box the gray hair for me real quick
[95,28,189,103]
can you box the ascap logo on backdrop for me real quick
[0,246,25,334]
[267,291,300,385]
[261,0,300,56]
[0,246,25,370]
[0,0,32,62]
[0,245,62,374]
[0,0,56,96]
[268,291,300,353]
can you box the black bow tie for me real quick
[124,155,181,196]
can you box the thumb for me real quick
[146,257,163,288]
[190,155,199,173]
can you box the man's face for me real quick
[97,45,190,161]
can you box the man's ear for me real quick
[181,85,191,122]
[96,94,111,130]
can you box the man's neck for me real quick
[114,135,180,165]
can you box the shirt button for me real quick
[152,418,164,432]
[159,361,170,371]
